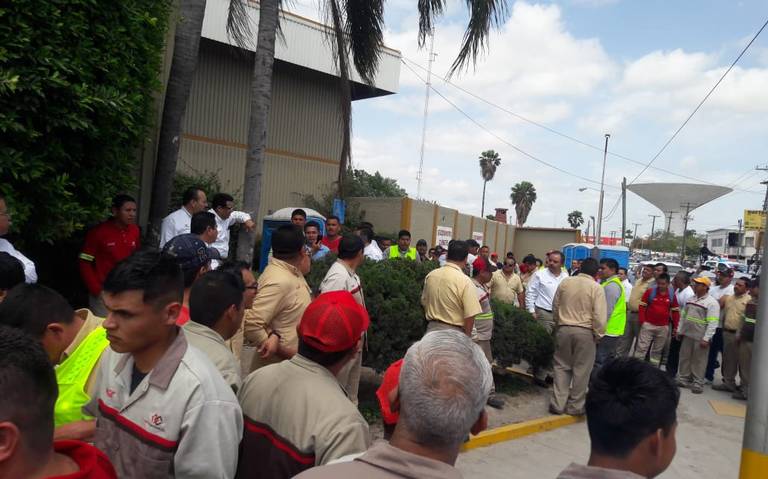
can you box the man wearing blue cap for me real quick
[162,233,220,326]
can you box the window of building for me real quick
[712,239,723,247]
[745,237,755,247]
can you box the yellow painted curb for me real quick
[739,448,768,478]
[461,414,584,452]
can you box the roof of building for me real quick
[202,0,401,99]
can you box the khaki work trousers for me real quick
[616,311,640,357]
[534,307,555,381]
[721,330,740,389]
[739,341,753,395]
[337,348,363,405]
[634,323,669,366]
[474,338,496,394]
[551,326,596,414]
[678,336,710,388]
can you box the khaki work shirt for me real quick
[244,257,311,368]
[62,309,105,396]
[552,273,607,337]
[294,441,463,479]
[183,320,242,393]
[237,354,370,478]
[628,278,654,312]
[421,262,482,327]
[490,270,524,306]
[722,293,751,331]
[319,260,365,306]
[557,463,645,479]
[85,330,243,479]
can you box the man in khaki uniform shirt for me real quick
[243,225,311,373]
[237,291,371,479]
[550,258,607,415]
[712,277,751,392]
[618,264,654,357]
[421,240,481,336]
[490,257,525,307]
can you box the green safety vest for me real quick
[602,276,627,336]
[389,246,417,260]
[54,326,109,427]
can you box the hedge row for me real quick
[305,257,554,372]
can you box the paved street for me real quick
[458,383,745,478]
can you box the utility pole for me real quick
[679,203,693,263]
[740,167,768,478]
[595,134,610,246]
[649,214,660,240]
[665,210,676,234]
[632,222,641,251]
[738,218,744,260]
[416,30,436,200]
[621,177,627,247]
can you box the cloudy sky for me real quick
[286,0,768,237]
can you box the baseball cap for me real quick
[692,276,711,287]
[472,255,497,275]
[298,291,370,353]
[162,234,219,272]
[490,252,499,259]
[376,359,404,426]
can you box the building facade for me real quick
[706,228,759,259]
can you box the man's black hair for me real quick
[272,224,305,260]
[586,357,679,458]
[674,271,690,286]
[218,261,252,276]
[580,258,600,276]
[416,239,427,247]
[618,267,628,275]
[338,235,364,260]
[600,258,619,273]
[0,252,24,291]
[103,250,184,307]
[466,239,480,248]
[0,326,58,455]
[447,240,469,262]
[190,270,244,329]
[182,186,203,206]
[736,277,750,288]
[291,209,307,219]
[522,254,537,265]
[358,221,374,230]
[548,250,565,262]
[191,211,216,235]
[0,284,74,338]
[304,221,321,231]
[298,337,354,368]
[656,273,671,283]
[212,193,234,209]
[111,194,136,209]
[357,227,374,244]
[654,262,668,273]
[326,215,340,223]
[398,230,411,239]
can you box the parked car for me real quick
[635,260,684,277]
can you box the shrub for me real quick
[0,0,170,243]
[306,257,554,372]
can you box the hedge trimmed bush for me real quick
[306,257,554,372]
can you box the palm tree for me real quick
[510,181,537,227]
[567,210,584,229]
[478,150,501,217]
[227,0,512,265]
[146,0,208,246]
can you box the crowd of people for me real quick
[0,188,761,478]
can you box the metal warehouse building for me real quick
[138,0,400,226]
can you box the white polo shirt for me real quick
[210,209,252,261]
[525,268,569,313]
[159,207,193,248]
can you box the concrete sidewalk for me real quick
[457,384,745,478]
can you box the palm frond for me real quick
[226,0,254,49]
[448,0,509,77]
[417,0,446,47]
[344,0,385,85]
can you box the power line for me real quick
[401,56,761,195]
[400,59,619,190]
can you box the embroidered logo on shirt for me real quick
[150,414,164,427]
[106,388,116,398]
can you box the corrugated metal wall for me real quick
[178,39,343,226]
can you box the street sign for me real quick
[744,209,766,231]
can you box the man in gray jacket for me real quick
[294,329,492,479]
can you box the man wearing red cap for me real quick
[471,256,504,409]
[237,291,371,479]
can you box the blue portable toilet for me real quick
[259,207,326,272]
[562,243,630,270]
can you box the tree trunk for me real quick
[481,180,487,218]
[146,0,207,246]
[236,0,279,265]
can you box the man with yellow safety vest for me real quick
[593,258,627,378]
[386,230,421,262]
[675,276,720,394]
[0,283,108,440]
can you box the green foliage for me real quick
[307,257,554,372]
[303,169,407,221]
[510,181,538,226]
[170,171,223,214]
[567,210,584,229]
[0,0,170,243]
[632,231,705,257]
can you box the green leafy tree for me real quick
[302,169,406,219]
[0,0,170,243]
[479,150,502,217]
[567,210,584,229]
[510,181,537,226]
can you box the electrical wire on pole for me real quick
[415,31,436,200]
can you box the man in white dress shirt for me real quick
[159,186,208,247]
[209,193,255,267]
[0,194,36,283]
[526,251,569,333]
[356,226,383,262]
